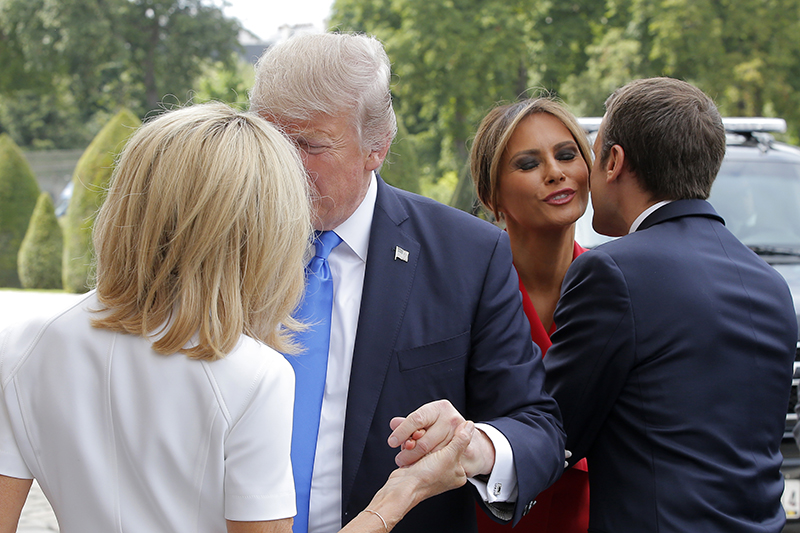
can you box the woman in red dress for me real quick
[469,98,592,532]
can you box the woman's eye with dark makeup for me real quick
[515,157,539,171]
[557,150,578,161]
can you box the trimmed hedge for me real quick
[18,192,64,289]
[0,133,40,287]
[62,109,140,293]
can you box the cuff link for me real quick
[522,500,536,516]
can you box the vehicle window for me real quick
[708,161,800,248]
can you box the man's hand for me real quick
[387,399,496,478]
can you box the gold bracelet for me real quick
[364,508,389,532]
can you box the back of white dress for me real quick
[0,292,295,532]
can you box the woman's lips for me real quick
[545,188,576,205]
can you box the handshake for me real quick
[348,400,488,533]
[388,399,496,479]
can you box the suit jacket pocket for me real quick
[396,330,470,372]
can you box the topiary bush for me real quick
[0,133,40,287]
[62,108,140,293]
[18,192,63,289]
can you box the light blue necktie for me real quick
[286,230,342,533]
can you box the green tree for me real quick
[0,83,94,149]
[0,133,40,287]
[380,114,421,193]
[559,29,644,117]
[332,0,800,195]
[62,109,141,293]
[0,0,129,118]
[532,0,608,93]
[0,0,243,148]
[193,56,255,110]
[644,0,800,137]
[331,0,542,210]
[120,0,243,112]
[18,192,63,289]
[557,0,800,139]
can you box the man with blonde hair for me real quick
[251,32,565,533]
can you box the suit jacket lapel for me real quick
[340,177,420,513]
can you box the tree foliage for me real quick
[380,114,421,193]
[330,0,544,210]
[119,0,243,111]
[0,0,243,147]
[0,133,40,287]
[332,0,800,211]
[62,109,140,294]
[18,192,63,289]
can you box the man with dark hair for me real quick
[545,77,797,532]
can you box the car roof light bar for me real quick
[577,117,603,133]
[578,117,787,135]
[722,117,786,133]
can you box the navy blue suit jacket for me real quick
[339,176,565,532]
[545,200,797,532]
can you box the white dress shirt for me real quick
[308,173,517,533]
[629,201,673,233]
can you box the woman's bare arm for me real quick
[226,517,293,533]
[0,475,32,533]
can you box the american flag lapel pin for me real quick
[394,246,409,262]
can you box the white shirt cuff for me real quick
[467,423,518,503]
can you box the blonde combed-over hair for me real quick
[92,102,312,360]
[250,32,397,153]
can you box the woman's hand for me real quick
[342,420,474,532]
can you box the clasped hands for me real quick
[387,399,496,479]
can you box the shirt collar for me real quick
[331,172,376,262]
[629,200,672,234]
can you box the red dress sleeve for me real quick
[476,242,590,533]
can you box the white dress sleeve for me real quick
[0,327,33,479]
[223,346,296,521]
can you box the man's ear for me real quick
[605,144,626,184]
[365,139,392,172]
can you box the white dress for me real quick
[0,291,296,532]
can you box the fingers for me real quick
[387,401,446,448]
[389,417,405,432]
[387,400,464,468]
[415,419,474,498]
[402,429,426,451]
[389,417,425,449]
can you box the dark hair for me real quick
[599,77,726,200]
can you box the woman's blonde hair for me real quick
[92,102,312,360]
[470,98,593,221]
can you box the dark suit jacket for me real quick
[545,200,798,532]
[339,176,565,532]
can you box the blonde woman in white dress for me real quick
[0,102,471,533]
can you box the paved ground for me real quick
[1,290,83,532]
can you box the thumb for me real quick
[448,420,474,460]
